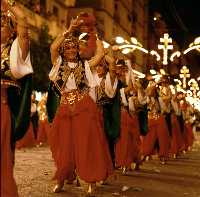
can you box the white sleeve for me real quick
[105,72,118,98]
[10,38,33,79]
[128,96,135,112]
[171,100,180,115]
[125,70,131,85]
[120,88,128,106]
[138,89,147,105]
[84,60,97,88]
[49,56,62,81]
[89,87,96,102]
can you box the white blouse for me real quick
[89,72,118,102]
[49,56,96,92]
[5,38,33,79]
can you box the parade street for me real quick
[15,134,200,197]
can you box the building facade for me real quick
[67,0,148,69]
[17,0,148,69]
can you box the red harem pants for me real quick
[143,115,170,158]
[130,114,142,163]
[115,109,134,168]
[170,114,185,155]
[1,90,19,197]
[36,119,49,144]
[183,123,194,151]
[48,95,113,183]
[16,121,36,149]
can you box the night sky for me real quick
[149,0,200,77]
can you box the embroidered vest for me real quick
[148,96,160,113]
[95,77,113,106]
[53,61,87,94]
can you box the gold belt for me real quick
[148,112,160,120]
[1,79,21,89]
[60,89,88,105]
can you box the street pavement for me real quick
[15,133,200,197]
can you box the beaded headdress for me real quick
[59,34,79,55]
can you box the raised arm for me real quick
[145,81,156,96]
[50,18,83,65]
[105,54,117,85]
[88,39,105,69]
[6,0,29,60]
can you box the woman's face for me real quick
[62,42,78,62]
[115,65,127,80]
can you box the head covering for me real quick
[59,34,79,55]
[77,12,96,27]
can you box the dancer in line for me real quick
[1,0,33,196]
[47,17,113,194]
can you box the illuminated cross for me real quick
[188,79,199,97]
[180,66,190,89]
[158,33,173,65]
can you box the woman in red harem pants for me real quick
[115,107,134,172]
[143,81,170,164]
[47,18,113,194]
[170,97,185,157]
[182,104,194,151]
[1,1,33,196]
[170,114,185,157]
[183,122,194,151]
[115,75,137,172]
[128,81,147,170]
[143,114,170,163]
[129,113,142,169]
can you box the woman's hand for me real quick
[68,17,84,33]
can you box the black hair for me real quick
[116,59,126,66]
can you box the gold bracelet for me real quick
[7,0,16,7]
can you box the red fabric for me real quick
[183,123,194,151]
[36,119,49,144]
[170,115,185,154]
[130,115,142,162]
[1,102,19,197]
[16,122,36,149]
[142,115,170,158]
[48,95,113,183]
[115,110,134,168]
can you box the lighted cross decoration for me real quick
[180,66,190,89]
[188,79,199,97]
[158,33,173,65]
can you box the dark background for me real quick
[149,0,200,78]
